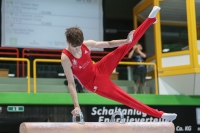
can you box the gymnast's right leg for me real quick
[95,6,160,76]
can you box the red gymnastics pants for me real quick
[92,17,164,118]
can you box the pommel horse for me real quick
[20,111,175,133]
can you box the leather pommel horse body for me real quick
[19,111,175,133]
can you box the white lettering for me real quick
[98,116,104,122]
[91,107,97,115]
[134,118,140,122]
[133,109,137,115]
[159,118,167,122]
[81,61,90,69]
[91,107,148,116]
[96,116,173,123]
[91,107,173,123]
[97,109,102,115]
[122,109,127,115]
[127,109,133,115]
[102,107,107,115]
[129,118,134,122]
[114,107,118,113]
[136,110,141,115]
[185,126,192,131]
[140,118,145,122]
[146,118,150,122]
[108,109,114,115]
[153,118,158,122]
[126,116,130,122]
[104,118,110,122]
[150,117,154,122]
[176,126,184,131]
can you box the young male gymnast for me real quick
[61,6,177,121]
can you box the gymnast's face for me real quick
[68,43,81,53]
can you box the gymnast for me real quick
[61,6,177,121]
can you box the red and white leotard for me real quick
[62,18,164,118]
[62,44,95,88]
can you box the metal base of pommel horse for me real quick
[20,111,175,133]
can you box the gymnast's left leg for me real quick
[93,6,177,121]
[93,77,177,121]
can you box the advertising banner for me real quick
[85,105,200,133]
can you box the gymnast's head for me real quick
[65,27,84,48]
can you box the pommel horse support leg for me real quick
[20,112,175,133]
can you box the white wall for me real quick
[158,74,195,95]
[194,74,200,95]
[162,55,190,67]
[198,40,200,50]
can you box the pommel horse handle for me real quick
[72,111,85,124]
[73,111,125,124]
[111,111,125,124]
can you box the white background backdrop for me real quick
[1,0,103,50]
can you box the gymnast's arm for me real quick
[61,53,80,116]
[83,30,134,50]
